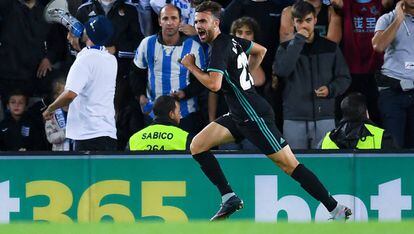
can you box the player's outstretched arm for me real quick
[180,54,223,92]
[248,42,267,73]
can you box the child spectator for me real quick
[0,90,44,151]
[230,16,266,87]
[44,78,72,151]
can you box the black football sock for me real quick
[192,151,233,196]
[291,164,337,212]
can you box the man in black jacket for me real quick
[76,0,143,68]
[273,0,351,149]
[0,0,65,100]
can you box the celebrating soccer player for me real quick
[179,1,352,221]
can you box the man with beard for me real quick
[131,4,206,137]
[372,0,414,148]
[179,1,351,221]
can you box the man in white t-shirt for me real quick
[43,15,118,151]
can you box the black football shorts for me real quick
[215,114,288,155]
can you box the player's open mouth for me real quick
[198,30,207,40]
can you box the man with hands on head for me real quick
[273,0,351,150]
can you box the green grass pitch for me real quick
[0,221,413,234]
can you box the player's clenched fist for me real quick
[180,53,196,68]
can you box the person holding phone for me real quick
[372,0,414,148]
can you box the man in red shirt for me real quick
[337,0,393,124]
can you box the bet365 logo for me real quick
[0,180,187,223]
[0,181,19,223]
[255,176,412,221]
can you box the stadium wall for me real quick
[0,152,413,223]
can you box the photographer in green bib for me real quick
[321,92,396,149]
[128,95,190,151]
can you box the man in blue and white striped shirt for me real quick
[131,4,206,135]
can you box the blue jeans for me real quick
[378,88,414,148]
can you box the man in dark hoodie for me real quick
[273,0,351,149]
[128,95,190,150]
[321,92,395,149]
[0,0,65,99]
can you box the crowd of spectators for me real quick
[0,0,412,151]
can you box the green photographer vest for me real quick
[129,124,188,151]
[321,124,384,149]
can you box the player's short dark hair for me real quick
[7,89,28,104]
[230,17,261,40]
[291,0,316,19]
[160,4,182,20]
[192,0,205,7]
[153,95,178,118]
[195,1,222,20]
[341,92,367,120]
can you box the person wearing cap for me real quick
[75,0,144,150]
[128,95,190,151]
[42,15,118,151]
